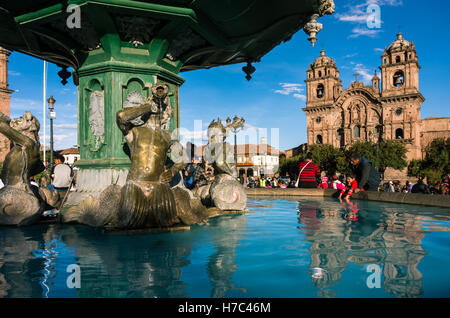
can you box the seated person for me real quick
[331,175,345,190]
[411,179,430,194]
[318,171,329,189]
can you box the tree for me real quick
[423,138,450,175]
[376,140,408,176]
[407,159,424,179]
[278,153,305,179]
[348,141,377,164]
[408,138,450,185]
[348,140,407,179]
[309,144,348,176]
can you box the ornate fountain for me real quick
[0,0,334,228]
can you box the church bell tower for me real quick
[304,49,342,145]
[380,32,421,96]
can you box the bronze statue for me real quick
[0,112,58,225]
[115,83,183,228]
[64,83,210,229]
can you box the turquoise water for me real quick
[1,197,450,298]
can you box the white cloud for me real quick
[374,47,385,53]
[53,123,77,129]
[343,53,358,59]
[10,97,40,110]
[8,70,21,76]
[336,0,403,38]
[348,27,381,38]
[274,83,305,99]
[353,63,375,84]
[293,94,306,101]
[39,132,77,150]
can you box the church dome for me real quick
[388,32,410,51]
[313,49,333,66]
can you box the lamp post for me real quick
[231,116,245,177]
[47,95,56,172]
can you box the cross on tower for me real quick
[354,72,358,82]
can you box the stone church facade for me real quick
[302,33,450,180]
[0,46,13,162]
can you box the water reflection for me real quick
[298,199,429,298]
[206,215,247,297]
[0,212,247,298]
[0,225,47,297]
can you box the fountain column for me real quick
[74,34,184,192]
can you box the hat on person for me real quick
[332,175,338,180]
[389,181,393,184]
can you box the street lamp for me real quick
[47,95,56,172]
[231,115,245,177]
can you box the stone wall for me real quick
[0,47,12,163]
[246,188,450,209]
[421,117,450,154]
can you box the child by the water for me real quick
[318,171,329,189]
[339,174,358,202]
[331,175,345,190]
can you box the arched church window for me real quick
[384,58,387,64]
[393,70,404,87]
[318,71,322,77]
[395,128,404,139]
[316,135,323,144]
[395,108,403,116]
[395,56,401,63]
[316,84,324,98]
[353,125,360,138]
[316,117,322,124]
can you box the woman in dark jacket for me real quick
[349,153,381,192]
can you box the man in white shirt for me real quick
[51,154,72,198]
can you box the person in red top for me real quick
[318,171,329,189]
[339,174,358,202]
[297,152,320,188]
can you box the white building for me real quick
[58,147,80,165]
[236,138,280,177]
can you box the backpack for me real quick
[185,166,200,189]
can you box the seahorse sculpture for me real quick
[0,112,59,225]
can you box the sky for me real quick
[6,0,450,151]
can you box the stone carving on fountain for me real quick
[114,14,163,48]
[0,112,59,225]
[88,90,105,152]
[194,116,247,211]
[63,83,246,231]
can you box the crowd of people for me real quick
[181,160,215,190]
[19,153,446,201]
[383,175,450,195]
[232,152,450,199]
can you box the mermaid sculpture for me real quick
[64,83,210,229]
[194,116,247,211]
[0,112,59,225]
